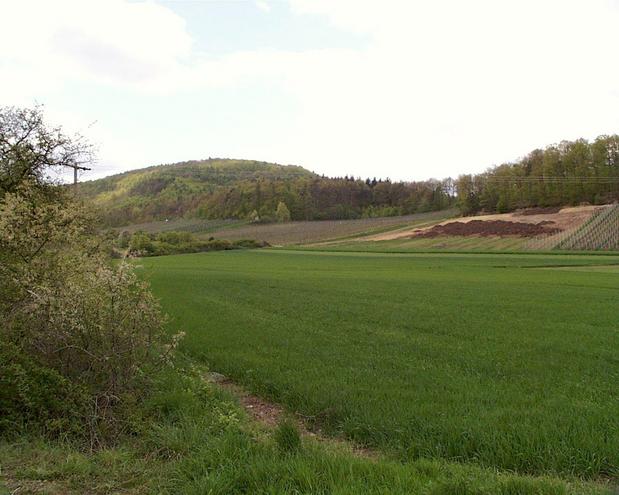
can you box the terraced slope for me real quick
[555,205,619,251]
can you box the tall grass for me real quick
[0,365,611,494]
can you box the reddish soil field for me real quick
[410,219,562,238]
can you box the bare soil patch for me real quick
[368,205,606,241]
[410,219,561,238]
[219,379,286,428]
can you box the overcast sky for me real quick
[2,0,619,181]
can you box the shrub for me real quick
[234,239,269,249]
[0,192,170,442]
[0,106,174,444]
[0,341,88,437]
[122,231,268,257]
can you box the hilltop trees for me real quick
[194,176,455,224]
[456,136,619,214]
[78,161,457,226]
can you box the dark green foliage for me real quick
[122,230,268,257]
[457,136,619,214]
[0,341,88,437]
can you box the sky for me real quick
[2,0,619,182]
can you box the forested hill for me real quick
[456,135,619,214]
[78,158,455,226]
[80,135,619,227]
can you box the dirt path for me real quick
[206,372,379,460]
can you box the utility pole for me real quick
[70,164,92,185]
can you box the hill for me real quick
[78,158,314,225]
[78,158,455,226]
[79,135,619,235]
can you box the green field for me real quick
[140,249,619,483]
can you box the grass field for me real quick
[139,249,619,483]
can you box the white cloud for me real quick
[2,0,619,180]
[255,1,272,13]
[0,0,191,93]
[281,0,619,178]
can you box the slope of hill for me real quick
[204,209,456,246]
[310,205,619,252]
[553,204,619,250]
[78,158,316,225]
[79,158,455,227]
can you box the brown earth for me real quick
[410,219,561,238]
[207,372,378,459]
[367,205,606,241]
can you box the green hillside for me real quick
[80,135,619,230]
[78,158,316,225]
[78,158,455,227]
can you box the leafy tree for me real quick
[0,106,92,197]
[275,201,291,222]
[455,136,619,214]
[247,209,260,223]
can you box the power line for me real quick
[476,177,619,184]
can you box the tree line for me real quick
[198,176,456,223]
[84,135,619,227]
[456,135,619,215]
[93,173,456,226]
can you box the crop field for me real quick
[202,210,455,245]
[116,217,240,234]
[139,249,619,485]
[113,210,455,245]
[312,235,530,252]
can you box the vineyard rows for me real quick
[526,205,619,251]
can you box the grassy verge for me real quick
[0,363,612,494]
